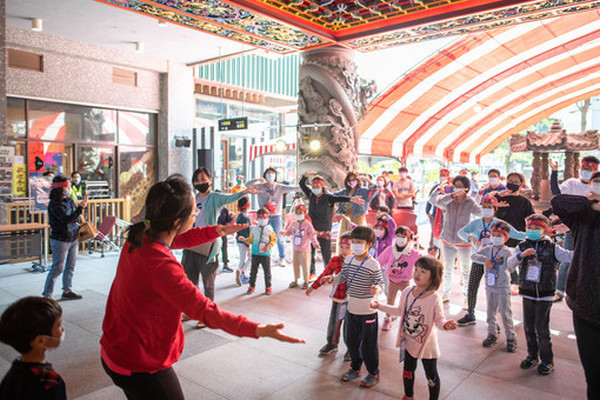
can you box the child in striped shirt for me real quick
[326,226,384,388]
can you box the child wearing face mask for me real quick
[507,215,573,376]
[0,297,66,400]
[471,222,518,352]
[371,257,457,400]
[456,196,525,326]
[235,197,251,286]
[306,233,353,358]
[372,214,396,258]
[239,208,278,295]
[281,205,319,289]
[376,226,422,331]
[324,226,384,388]
[369,176,395,211]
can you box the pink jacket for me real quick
[377,245,421,283]
[284,220,319,252]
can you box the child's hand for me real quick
[521,248,536,258]
[484,258,494,270]
[444,320,458,330]
[370,285,379,296]
[470,236,481,248]
[305,287,314,296]
[314,244,321,250]
[370,300,380,309]
[320,275,333,284]
[237,236,246,242]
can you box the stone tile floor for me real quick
[0,238,586,400]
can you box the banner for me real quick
[29,176,52,213]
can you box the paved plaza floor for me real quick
[0,236,586,400]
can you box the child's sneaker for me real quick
[241,274,250,285]
[520,356,539,369]
[246,286,255,295]
[506,339,517,353]
[341,368,361,382]
[482,334,497,347]
[381,317,392,331]
[537,361,554,375]
[222,265,233,273]
[360,373,380,388]
[289,281,299,288]
[265,287,272,295]
[308,273,317,282]
[457,313,476,326]
[343,350,351,362]
[319,343,337,355]
[235,270,242,286]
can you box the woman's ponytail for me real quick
[126,221,146,253]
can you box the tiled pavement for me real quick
[0,237,586,400]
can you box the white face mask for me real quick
[491,236,505,246]
[266,173,276,182]
[312,188,322,195]
[73,178,81,185]
[258,218,269,226]
[42,330,65,351]
[481,208,494,219]
[348,180,357,188]
[581,170,593,181]
[489,177,499,186]
[395,237,408,247]
[351,243,366,255]
[592,181,600,194]
[294,214,305,221]
[374,228,384,238]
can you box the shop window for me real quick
[118,111,156,145]
[119,146,155,215]
[28,141,71,178]
[28,101,116,143]
[77,146,114,198]
[6,98,26,138]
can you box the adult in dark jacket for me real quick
[299,172,364,276]
[43,175,88,300]
[551,175,600,399]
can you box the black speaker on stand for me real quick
[197,149,213,170]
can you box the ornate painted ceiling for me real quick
[96,0,600,53]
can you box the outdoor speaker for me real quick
[197,149,213,169]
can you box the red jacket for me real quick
[100,226,258,373]
[311,255,347,301]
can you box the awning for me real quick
[359,9,600,164]
[249,134,297,162]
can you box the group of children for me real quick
[0,195,574,400]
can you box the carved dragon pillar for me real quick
[297,46,376,187]
[573,152,580,178]
[564,152,574,180]
[531,152,541,200]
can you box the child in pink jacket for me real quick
[377,226,421,331]
[281,204,319,289]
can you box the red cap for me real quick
[312,177,325,185]
[582,160,599,169]
[527,218,548,230]
[295,204,307,213]
[491,225,509,237]
[340,237,352,246]
[375,218,388,229]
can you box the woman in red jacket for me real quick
[101,174,304,400]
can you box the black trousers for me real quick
[345,311,379,375]
[403,351,440,400]
[181,250,219,301]
[466,262,484,315]
[102,359,184,400]
[326,301,346,346]
[249,254,272,288]
[221,235,229,265]
[310,237,331,275]
[573,313,600,400]
[522,298,553,363]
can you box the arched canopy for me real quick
[359,9,600,164]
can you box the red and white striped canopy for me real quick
[249,142,296,162]
[359,9,600,164]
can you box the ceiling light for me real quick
[275,140,286,152]
[309,139,321,151]
[135,42,144,53]
[31,18,42,32]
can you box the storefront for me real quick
[4,97,157,215]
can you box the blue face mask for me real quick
[312,188,322,196]
[581,170,593,181]
[526,229,542,241]
[491,236,505,246]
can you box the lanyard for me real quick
[481,219,492,235]
[346,256,369,289]
[490,246,502,264]
[403,286,430,320]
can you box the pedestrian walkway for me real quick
[0,245,585,399]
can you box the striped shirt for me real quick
[338,255,384,315]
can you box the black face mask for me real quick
[194,183,210,193]
[506,182,520,192]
